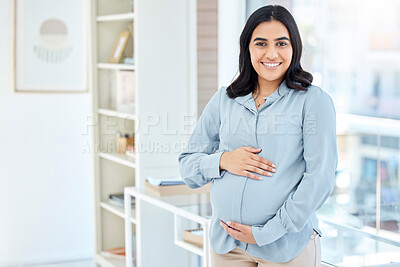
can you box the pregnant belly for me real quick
[241,177,294,225]
[210,171,298,226]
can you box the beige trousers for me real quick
[211,230,321,267]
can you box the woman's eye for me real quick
[277,42,287,47]
[255,42,266,47]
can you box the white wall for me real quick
[0,0,94,265]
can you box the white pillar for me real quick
[218,0,246,88]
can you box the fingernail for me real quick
[227,221,231,226]
[258,177,263,180]
[272,169,276,173]
[267,173,272,176]
[272,164,276,168]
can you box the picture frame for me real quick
[13,0,87,93]
[108,31,130,63]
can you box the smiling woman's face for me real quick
[249,20,293,89]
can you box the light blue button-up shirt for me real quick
[178,80,338,262]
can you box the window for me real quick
[290,0,400,264]
[292,0,400,120]
[244,1,400,264]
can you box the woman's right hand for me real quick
[219,147,276,180]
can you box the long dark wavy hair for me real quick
[226,5,313,98]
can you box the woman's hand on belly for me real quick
[219,147,276,180]
[220,220,257,244]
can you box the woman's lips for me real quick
[262,62,282,69]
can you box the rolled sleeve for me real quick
[251,88,338,246]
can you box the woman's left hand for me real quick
[220,220,257,244]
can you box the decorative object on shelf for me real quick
[125,144,135,158]
[108,193,135,208]
[116,131,127,153]
[14,0,87,93]
[109,31,130,63]
[116,132,134,154]
[126,134,134,147]
[183,229,203,248]
[116,70,135,113]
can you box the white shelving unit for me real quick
[90,0,197,266]
[91,0,137,265]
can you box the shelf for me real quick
[95,253,128,267]
[99,152,136,169]
[100,202,137,224]
[98,108,137,120]
[124,186,210,225]
[97,63,135,70]
[174,239,204,257]
[97,12,135,22]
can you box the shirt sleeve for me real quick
[252,88,338,246]
[178,87,226,189]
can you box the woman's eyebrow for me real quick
[253,37,290,42]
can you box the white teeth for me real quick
[263,62,280,67]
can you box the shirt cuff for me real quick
[252,216,288,247]
[199,151,225,180]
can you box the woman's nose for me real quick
[265,47,278,60]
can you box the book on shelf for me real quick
[144,179,211,196]
[116,70,135,114]
[101,247,134,260]
[146,176,185,186]
[108,193,135,209]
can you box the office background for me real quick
[0,0,399,266]
[0,0,94,264]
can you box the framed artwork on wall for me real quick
[13,0,87,93]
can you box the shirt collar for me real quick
[234,80,291,106]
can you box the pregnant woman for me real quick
[179,5,337,267]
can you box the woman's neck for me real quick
[257,78,283,97]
